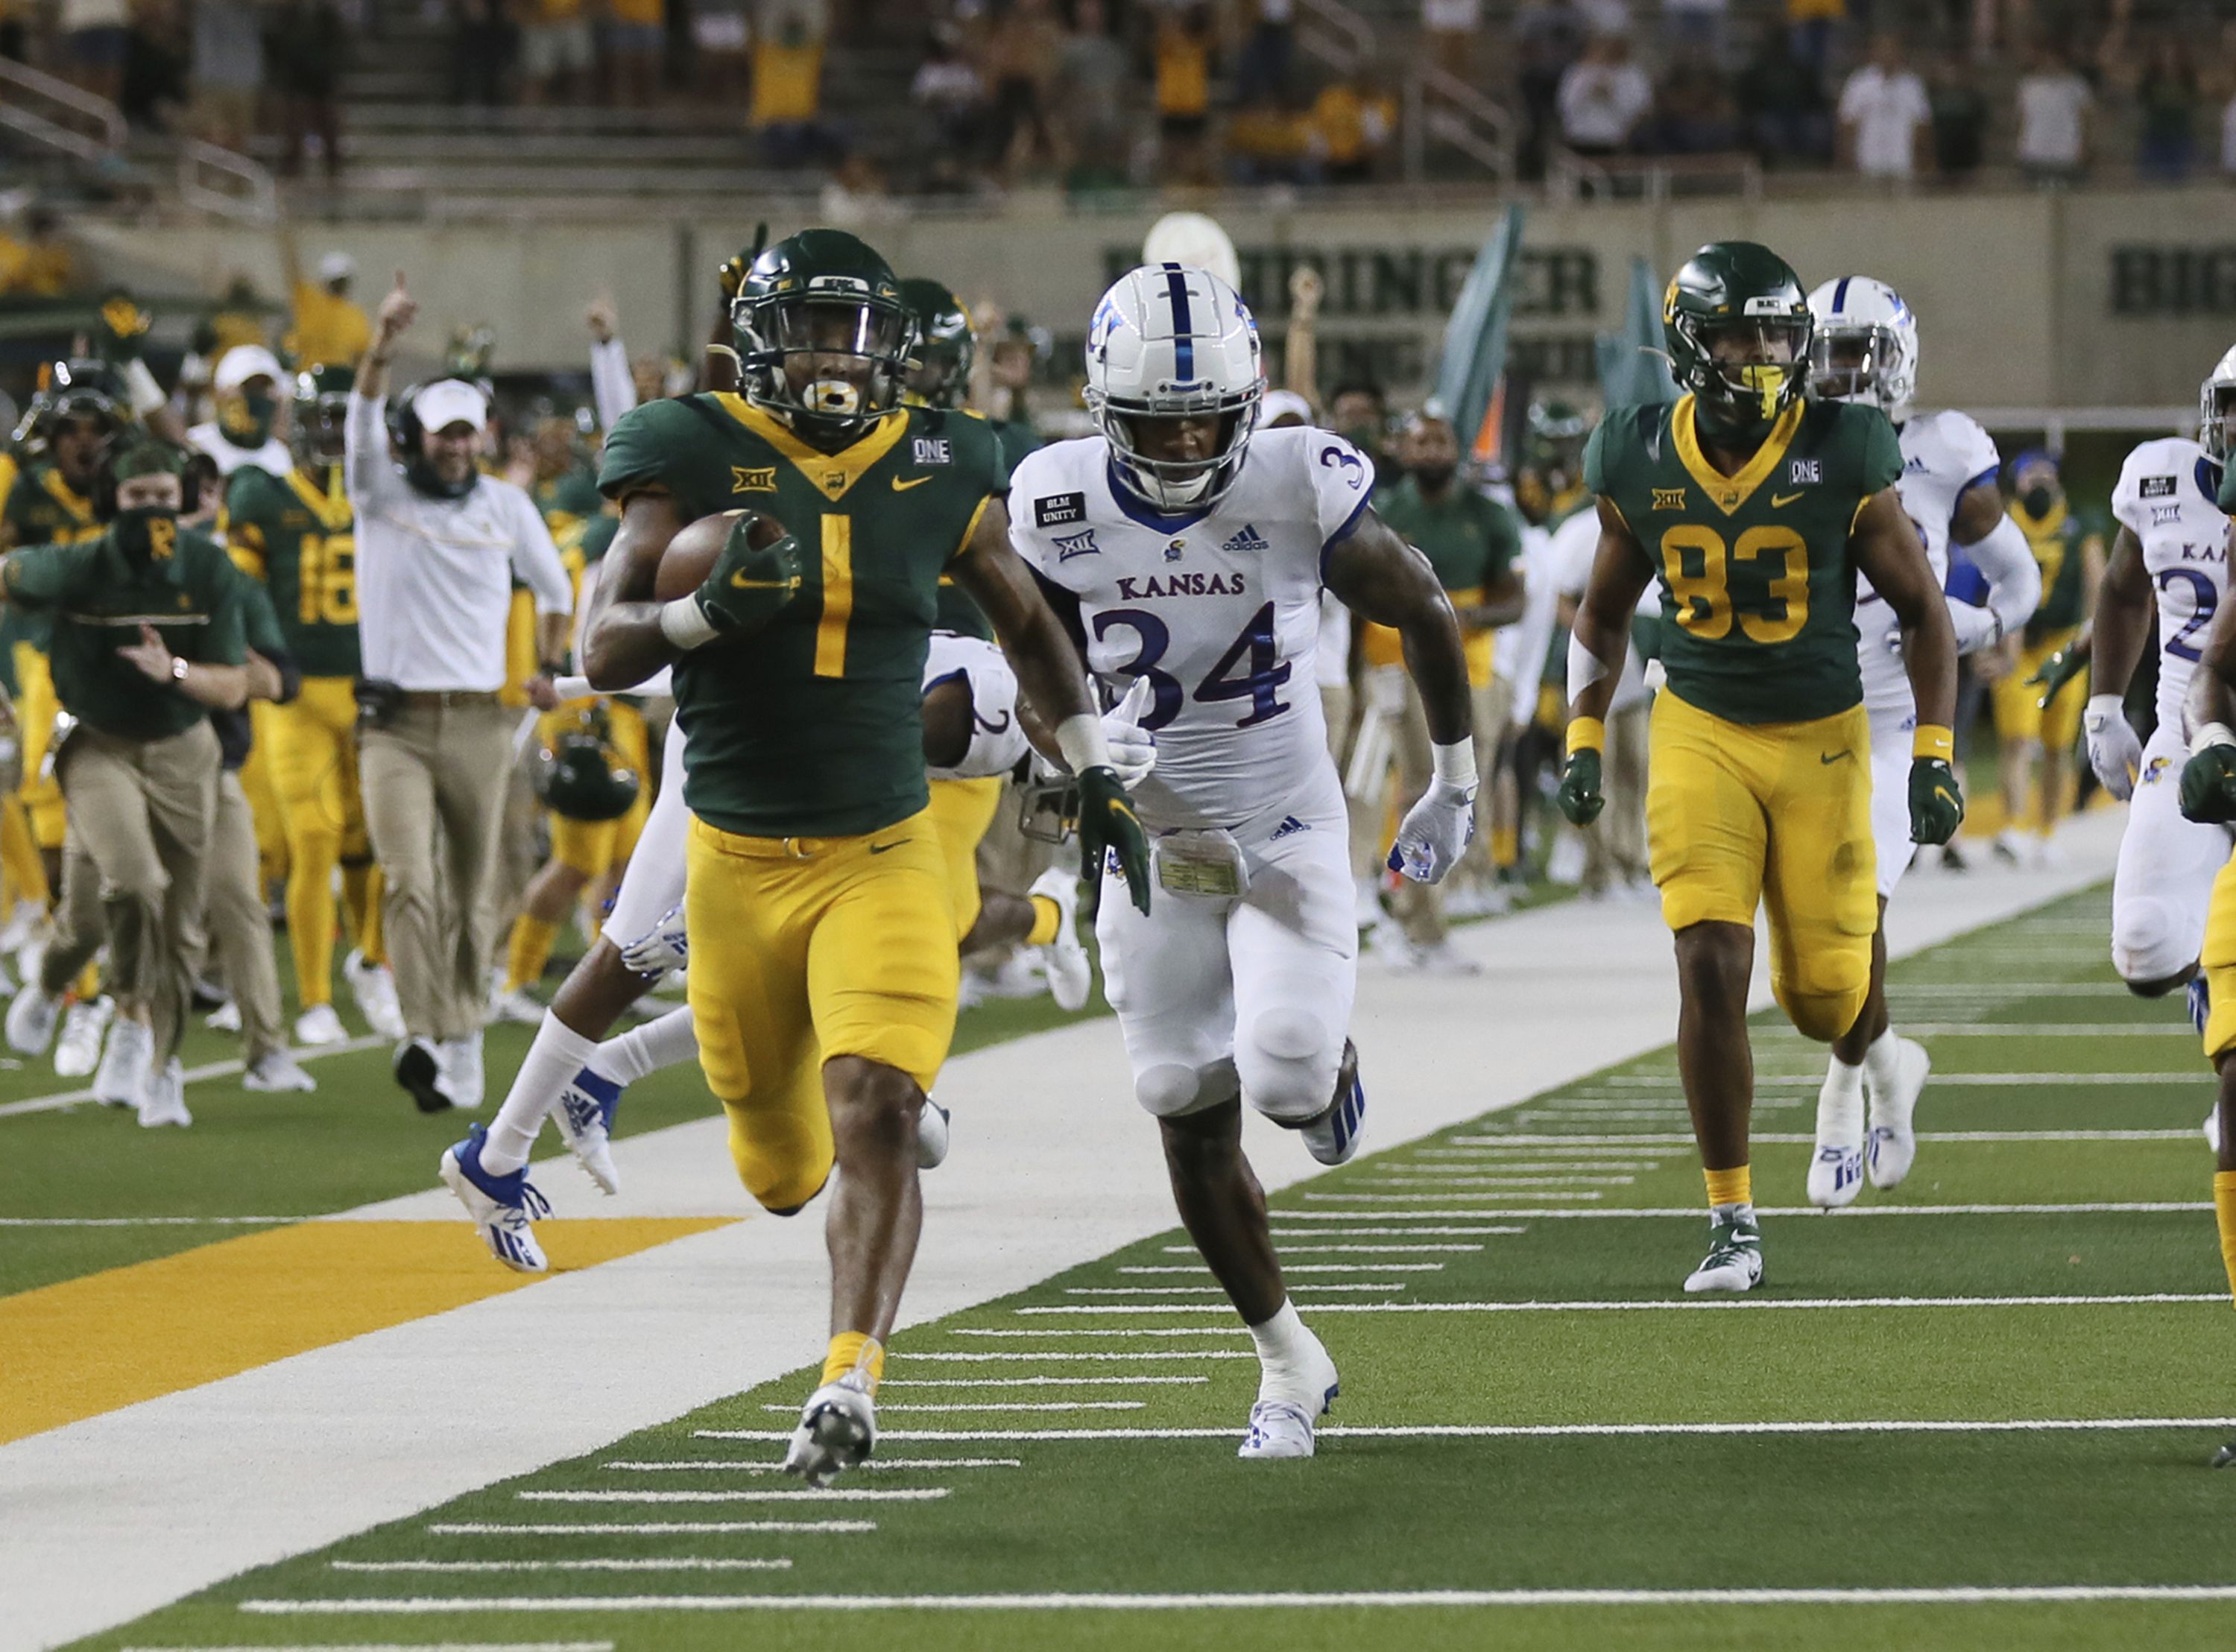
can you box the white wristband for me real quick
[1566,630,1609,702]
[1430,737,1479,794]
[2082,694,2123,731]
[658,596,720,651]
[1055,712,1114,775]
[2194,721,2236,757]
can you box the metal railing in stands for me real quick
[1298,0,1377,73]
[176,137,277,224]
[0,58,126,162]
[1548,150,1764,202]
[1404,63,1518,180]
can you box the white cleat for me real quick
[553,1063,625,1195]
[918,1098,951,1170]
[1682,1212,1764,1294]
[1029,868,1091,1012]
[243,1048,318,1092]
[54,995,114,1078]
[136,1057,191,1127]
[438,1031,486,1110]
[2206,1108,2223,1156]
[91,1013,152,1105]
[0,896,47,956]
[487,985,544,1027]
[1865,1037,1931,1190]
[1806,1142,1865,1210]
[783,1373,878,1486]
[206,999,241,1033]
[439,1124,550,1272]
[1298,1039,1365,1166]
[294,1003,348,1046]
[1238,1341,1340,1460]
[345,949,405,1041]
[6,983,60,1056]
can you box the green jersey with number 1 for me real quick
[599,393,1008,838]
[1583,393,1901,726]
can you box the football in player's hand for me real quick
[655,509,791,601]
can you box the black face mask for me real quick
[1411,462,1457,493]
[115,505,179,568]
[2020,484,2057,518]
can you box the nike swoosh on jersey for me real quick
[1772,491,1805,507]
[868,838,911,854]
[891,475,932,491]
[1819,750,1854,765]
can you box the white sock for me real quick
[1861,1028,1904,1096]
[481,1011,599,1174]
[596,1005,698,1086]
[1245,1297,1322,1405]
[1816,1056,1865,1147]
[1711,1200,1755,1223]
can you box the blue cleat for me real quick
[553,1064,625,1195]
[1299,1039,1365,1166]
[439,1124,552,1273]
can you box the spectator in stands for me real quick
[60,0,130,103]
[1557,31,1654,159]
[2015,43,2091,183]
[2133,36,2199,181]
[0,206,78,297]
[912,22,988,164]
[1237,0,1296,105]
[1328,380,1396,487]
[1311,69,1397,184]
[284,240,370,370]
[751,0,830,168]
[268,0,347,177]
[1655,45,1738,154]
[1661,0,1726,64]
[192,0,265,149]
[1787,0,1845,77]
[518,0,595,107]
[692,0,752,104]
[2222,75,2236,177]
[1154,4,1217,187]
[984,0,1063,181]
[1837,32,1931,179]
[1422,0,1482,86]
[121,0,191,130]
[1927,50,1987,179]
[1055,0,1130,191]
[453,0,514,106]
[1228,88,1308,185]
[1737,23,1831,165]
[1513,0,1588,177]
[605,0,665,107]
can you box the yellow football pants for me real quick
[926,774,1002,942]
[1647,689,1877,1042]
[1992,628,2085,753]
[0,791,48,910]
[685,808,958,1212]
[542,702,653,882]
[13,642,64,852]
[2199,848,2236,1062]
[265,676,378,1007]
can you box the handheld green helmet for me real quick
[731,228,917,434]
[534,714,641,824]
[899,277,975,409]
[1662,241,1813,441]
[1522,398,1592,481]
[291,364,355,469]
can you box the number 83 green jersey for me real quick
[1584,393,1902,725]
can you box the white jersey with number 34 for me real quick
[1857,408,2000,715]
[1008,426,1375,829]
[2110,435,2229,735]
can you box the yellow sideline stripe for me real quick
[0,1218,733,1445]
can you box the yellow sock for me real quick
[1704,1165,1752,1209]
[0,797,48,908]
[1026,893,1062,948]
[1490,825,1519,870]
[821,1331,885,1393]
[505,914,559,994]
[73,961,98,1002]
[2217,1172,2236,1306]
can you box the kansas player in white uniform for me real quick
[2082,346,2236,1013]
[1011,264,1476,1460]
[1803,276,2043,1208]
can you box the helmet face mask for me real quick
[2199,344,2236,462]
[1804,276,1920,423]
[1086,263,1263,514]
[1809,325,1894,405]
[733,231,917,437]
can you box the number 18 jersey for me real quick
[1008,427,1374,829]
[2115,435,2228,735]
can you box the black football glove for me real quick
[1556,749,1605,828]
[1075,764,1151,918]
[692,513,805,638]
[1907,756,1965,846]
[2179,743,2236,825]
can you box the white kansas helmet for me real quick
[2199,343,2236,461]
[1805,275,1920,423]
[1086,262,1263,513]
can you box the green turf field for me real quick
[42,882,2236,1651]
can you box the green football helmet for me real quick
[900,276,974,409]
[1662,241,1813,441]
[732,228,916,434]
[534,712,641,824]
[291,364,354,469]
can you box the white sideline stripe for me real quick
[0,1034,386,1120]
[125,1644,616,1651]
[898,1351,1251,1362]
[0,1216,305,1227]
[1446,1131,2199,1145]
[879,1376,1208,1387]
[1350,1176,1637,1188]
[1120,1263,1447,1274]
[759,1401,1146,1414]
[1882,1024,2191,1037]
[1587,1072,2201,1089]
[947,1329,1250,1339]
[426,1522,874,1535]
[1275,1245,1483,1254]
[1266,1226,1523,1238]
[332,1560,794,1574]
[1390,1158,1658,1170]
[518,1490,944,1504]
[1273,1203,2214,1219]
[1883,982,2138,995]
[602,1460,1023,1471]
[1019,1293,2226,1317]
[239,1585,2236,1614]
[1063,1283,1407,1294]
[1300,1192,1604,1203]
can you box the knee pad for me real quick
[1135,1062,1208,1118]
[1772,957,1869,1044]
[727,1104,835,1215]
[1239,1007,1339,1125]
[2113,896,2197,990]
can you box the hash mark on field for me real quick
[1063,1283,1409,1294]
[879,1375,1209,1387]
[1273,1203,2214,1220]
[517,1489,945,1504]
[602,1459,1023,1471]
[332,1560,794,1573]
[1122,1262,1447,1273]
[1348,1176,1637,1189]
[685,1416,2236,1445]
[1265,1226,1523,1238]
[426,1522,873,1535]
[1299,1192,1603,1203]
[1019,1293,2226,1317]
[759,1400,1146,1413]
[1446,1132,2201,1145]
[899,1350,1253,1361]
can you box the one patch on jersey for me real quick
[2141,475,2177,498]
[731,466,777,493]
[912,437,952,466]
[1036,493,1087,528]
[1053,528,1100,560]
[1787,458,1822,485]
[2151,503,2185,526]
[1652,487,1688,511]
[1221,523,1270,554]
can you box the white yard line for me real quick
[757,1400,1146,1414]
[1444,1131,2199,1145]
[1264,1226,1522,1237]
[332,1560,793,1574]
[601,1459,1023,1471]
[1300,1192,1605,1203]
[1347,1176,1637,1187]
[878,1376,1208,1387]
[1584,1072,2202,1088]
[897,1351,1251,1362]
[1265,1244,1485,1254]
[1119,1262,1445,1273]
[1014,1293,2224,1316]
[517,1489,944,1504]
[1272,1203,2213,1220]
[123,1643,617,1651]
[0,1034,387,1121]
[1063,1283,1406,1294]
[425,1522,873,1536]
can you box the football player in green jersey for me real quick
[575,229,1145,1483]
[1556,241,1961,1294]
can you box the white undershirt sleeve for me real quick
[1950,510,2041,655]
[590,335,636,433]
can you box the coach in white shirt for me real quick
[347,273,573,1115]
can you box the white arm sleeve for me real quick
[590,335,636,433]
[1951,510,2041,655]
[505,486,576,615]
[344,390,404,512]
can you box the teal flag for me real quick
[1430,203,1526,448]
[1596,256,1680,409]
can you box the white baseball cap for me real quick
[413,378,487,434]
[1260,387,1315,428]
[214,344,285,393]
[318,251,356,285]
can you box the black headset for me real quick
[385,383,479,501]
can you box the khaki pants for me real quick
[203,770,285,1062]
[361,695,516,1042]
[39,831,107,998]
[51,720,220,1063]
[1583,697,1652,893]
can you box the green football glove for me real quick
[693,513,805,638]
[1907,756,1965,846]
[2179,742,2236,825]
[1556,748,1605,828]
[1076,764,1152,918]
[2027,642,2089,711]
[95,289,151,365]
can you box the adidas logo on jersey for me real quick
[1269,815,1307,841]
[1222,523,1271,554]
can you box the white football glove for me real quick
[2082,694,2143,801]
[618,902,688,975]
[1386,778,1477,885]
[1101,674,1158,790]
